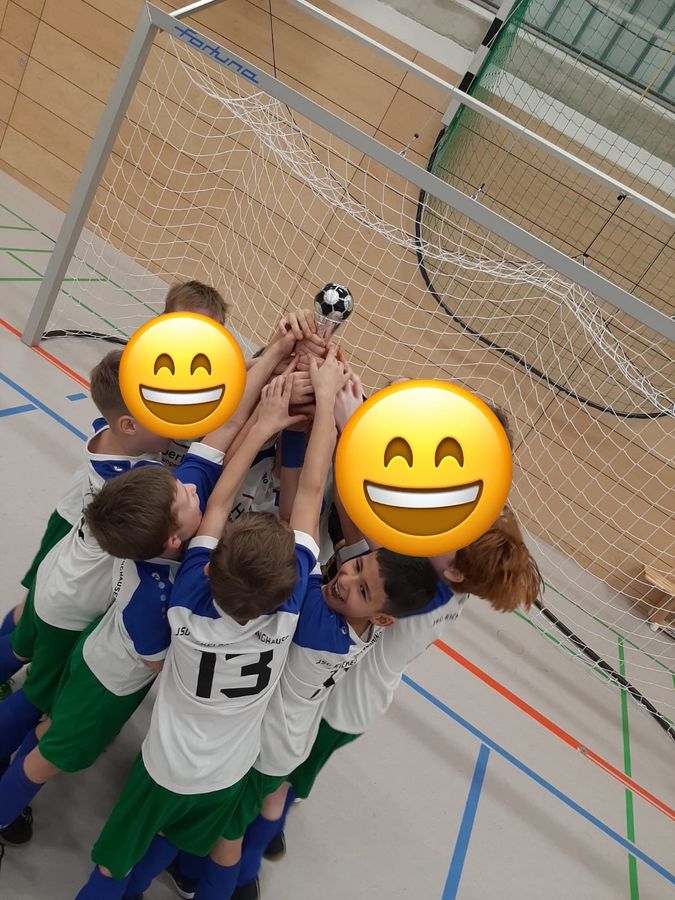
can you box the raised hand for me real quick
[333,372,364,431]
[257,374,307,435]
[309,346,348,402]
[289,370,315,407]
[276,308,320,343]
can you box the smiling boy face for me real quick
[119,313,246,439]
[335,380,512,556]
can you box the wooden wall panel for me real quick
[0,0,671,605]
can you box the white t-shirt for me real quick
[255,572,382,777]
[35,443,223,633]
[56,417,161,525]
[324,584,467,735]
[141,530,319,795]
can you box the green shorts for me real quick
[20,509,71,591]
[10,582,38,661]
[223,768,286,840]
[92,755,248,879]
[288,719,360,799]
[39,629,151,773]
[20,615,82,715]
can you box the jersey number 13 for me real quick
[196,650,274,699]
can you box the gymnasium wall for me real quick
[0,0,672,602]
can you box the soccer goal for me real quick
[21,1,675,733]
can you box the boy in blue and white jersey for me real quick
[0,445,223,833]
[75,349,348,900]
[0,350,168,685]
[0,351,170,830]
[212,543,439,898]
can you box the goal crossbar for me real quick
[21,0,675,346]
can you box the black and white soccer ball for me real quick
[314,283,354,322]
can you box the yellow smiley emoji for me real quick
[334,380,512,555]
[119,313,246,439]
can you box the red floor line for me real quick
[0,318,91,389]
[434,639,675,822]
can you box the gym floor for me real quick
[0,169,674,900]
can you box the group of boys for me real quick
[0,281,543,900]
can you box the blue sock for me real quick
[0,689,41,760]
[13,727,39,767]
[124,834,179,896]
[0,634,24,683]
[0,756,43,828]
[177,851,206,882]
[195,857,241,900]
[0,608,16,638]
[238,813,282,886]
[75,867,130,900]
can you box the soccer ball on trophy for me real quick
[313,283,354,340]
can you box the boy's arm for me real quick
[332,373,371,546]
[290,348,347,541]
[200,332,296,456]
[198,376,304,539]
[278,430,304,524]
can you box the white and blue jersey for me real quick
[255,569,382,777]
[35,419,165,632]
[325,581,467,735]
[228,440,279,521]
[82,557,179,696]
[81,444,225,696]
[141,530,320,794]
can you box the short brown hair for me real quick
[84,466,178,560]
[163,280,229,325]
[455,506,543,612]
[209,513,296,619]
[90,350,128,420]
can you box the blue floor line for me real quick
[0,372,87,441]
[402,675,675,887]
[443,744,490,899]
[0,403,36,417]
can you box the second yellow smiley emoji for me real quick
[334,380,512,555]
[119,313,246,440]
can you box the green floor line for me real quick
[0,202,156,315]
[0,276,106,283]
[618,636,640,900]
[0,225,35,231]
[513,611,611,681]
[0,202,37,229]
[545,581,675,678]
[6,250,42,277]
[77,257,159,316]
[59,287,130,339]
[0,247,52,253]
